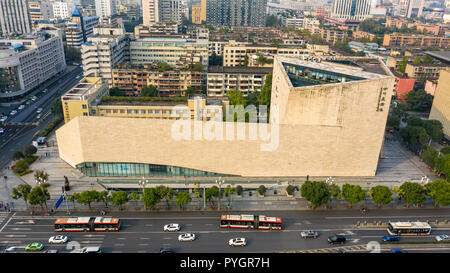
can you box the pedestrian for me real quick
[45,211,49,216]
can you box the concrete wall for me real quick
[429,69,450,138]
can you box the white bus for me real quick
[387,221,431,236]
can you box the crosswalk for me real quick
[0,212,11,232]
[284,244,369,253]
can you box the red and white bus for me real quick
[54,217,121,232]
[220,214,282,230]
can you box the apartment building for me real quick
[206,0,267,27]
[142,0,183,25]
[65,8,100,48]
[320,28,348,45]
[0,0,32,35]
[130,37,209,68]
[285,17,320,30]
[191,4,202,24]
[28,1,54,27]
[0,29,66,102]
[53,1,76,19]
[207,66,272,96]
[81,25,130,85]
[331,0,371,21]
[95,0,116,18]
[111,62,203,96]
[383,33,450,49]
[134,23,180,39]
[405,63,446,80]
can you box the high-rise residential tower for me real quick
[206,0,267,27]
[95,0,116,18]
[0,0,32,36]
[331,0,371,21]
[142,0,183,25]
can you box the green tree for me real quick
[422,120,443,142]
[67,193,79,208]
[50,98,63,116]
[226,89,247,107]
[11,184,32,209]
[109,87,123,96]
[205,186,219,208]
[97,191,112,208]
[286,185,295,196]
[142,188,161,210]
[209,52,223,66]
[421,145,438,168]
[369,186,393,208]
[235,185,244,196]
[129,192,141,206]
[422,55,434,64]
[189,62,203,72]
[405,89,433,112]
[12,160,29,175]
[399,182,426,207]
[258,73,272,106]
[112,191,129,210]
[398,56,408,73]
[266,15,282,27]
[257,185,266,196]
[23,145,37,157]
[185,86,197,97]
[77,190,99,210]
[11,151,24,161]
[34,170,49,185]
[141,85,159,97]
[300,181,331,209]
[387,115,400,129]
[413,56,421,64]
[27,186,50,211]
[157,62,172,72]
[399,125,429,152]
[175,191,191,210]
[425,179,450,207]
[342,184,366,208]
[441,146,450,155]
[435,154,450,179]
[329,184,342,200]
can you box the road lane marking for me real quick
[114,243,125,246]
[264,202,272,205]
[10,228,31,231]
[163,237,172,240]
[326,215,450,219]
[140,238,150,240]
[0,213,15,232]
[4,235,27,237]
[145,224,153,227]
[137,250,147,253]
[139,244,149,246]
[290,201,298,205]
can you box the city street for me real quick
[0,209,449,253]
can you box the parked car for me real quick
[43,88,48,93]
[435,235,450,242]
[0,128,4,134]
[36,114,41,119]
[382,235,400,242]
[328,235,346,244]
[164,223,180,232]
[36,108,43,113]
[18,105,25,110]
[25,243,44,251]
[9,110,17,116]
[0,116,7,122]
[49,235,69,244]
[229,238,246,247]
[31,96,37,101]
[300,230,319,239]
[178,233,196,242]
[80,247,101,253]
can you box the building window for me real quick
[148,110,153,114]
[106,109,111,114]
[127,110,132,114]
[82,104,87,109]
[83,112,88,116]
[120,109,125,113]
[155,110,160,114]
[113,110,118,114]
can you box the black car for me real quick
[328,235,346,244]
[159,248,174,253]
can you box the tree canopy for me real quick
[370,186,393,207]
[300,181,330,209]
[425,179,450,207]
[399,182,426,207]
[342,184,366,207]
[405,89,433,112]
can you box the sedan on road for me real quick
[9,110,17,116]
[25,243,44,251]
[0,128,4,134]
[229,238,246,247]
[300,230,319,239]
[164,223,180,232]
[0,116,7,122]
[382,235,400,242]
[49,235,69,244]
[328,235,346,245]
[18,105,25,110]
[36,108,43,114]
[435,235,450,242]
[178,233,196,242]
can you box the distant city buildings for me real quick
[0,0,32,36]
[28,1,54,27]
[331,0,372,21]
[95,0,116,18]
[53,1,76,19]
[142,0,184,25]
[0,29,66,102]
[383,33,450,49]
[206,0,268,27]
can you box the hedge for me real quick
[39,116,63,137]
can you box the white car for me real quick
[36,108,43,113]
[80,246,101,253]
[435,235,450,242]
[36,114,41,119]
[164,223,180,232]
[178,233,196,242]
[31,96,37,101]
[4,246,16,252]
[48,235,69,244]
[0,128,4,134]
[0,116,7,122]
[18,105,25,110]
[229,238,246,247]
[9,110,17,116]
[300,230,319,239]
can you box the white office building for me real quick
[95,0,116,18]
[331,0,372,21]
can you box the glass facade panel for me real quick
[77,162,230,177]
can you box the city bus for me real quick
[54,217,121,232]
[387,221,431,236]
[220,214,282,230]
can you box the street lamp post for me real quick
[203,186,206,210]
[138,177,148,194]
[215,177,224,211]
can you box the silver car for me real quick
[435,235,450,242]
[229,238,246,246]
[178,233,196,242]
[300,230,319,239]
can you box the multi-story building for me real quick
[383,33,450,49]
[65,8,100,48]
[352,30,376,42]
[285,17,320,29]
[331,0,371,21]
[130,37,209,68]
[61,77,109,123]
[142,0,183,25]
[95,0,116,18]
[56,55,395,178]
[81,25,129,85]
[429,69,450,139]
[207,66,272,96]
[53,1,76,19]
[415,24,447,36]
[111,62,203,96]
[206,0,268,27]
[0,0,32,36]
[320,27,348,45]
[406,0,424,18]
[134,23,180,39]
[404,63,446,80]
[28,1,54,27]
[385,17,407,28]
[0,29,66,102]
[191,4,202,24]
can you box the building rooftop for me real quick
[208,66,273,74]
[62,78,104,101]
[424,51,450,65]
